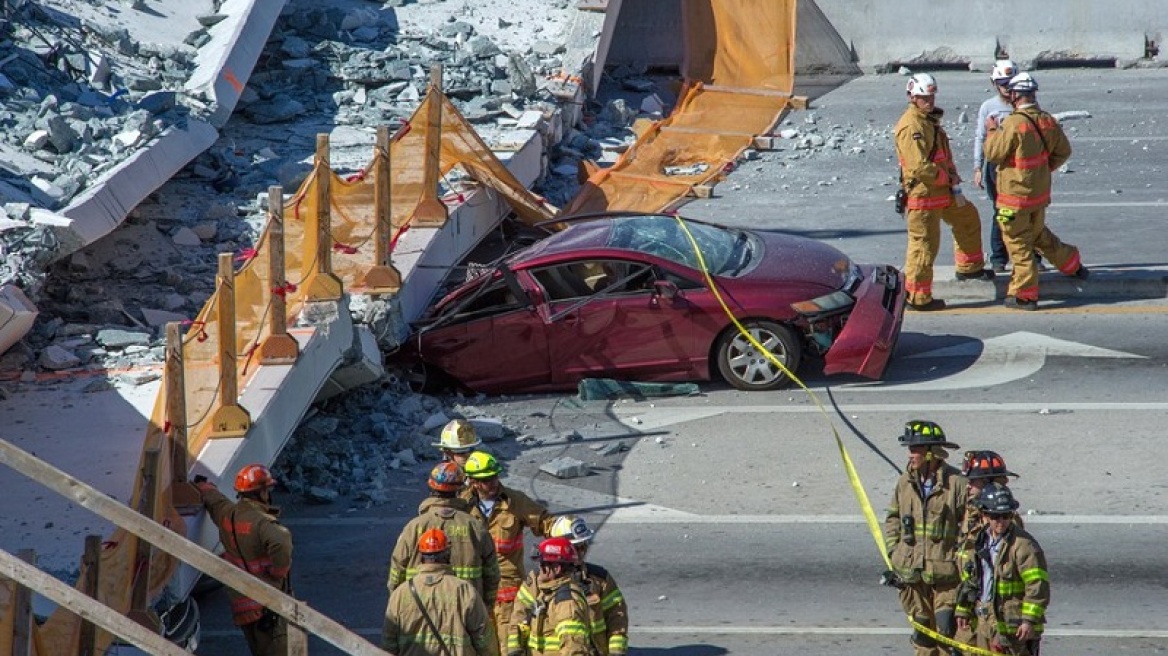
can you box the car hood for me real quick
[745,231,855,291]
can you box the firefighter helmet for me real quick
[906,73,938,97]
[428,461,466,493]
[234,464,276,493]
[536,537,578,564]
[418,528,449,554]
[464,451,503,480]
[432,419,481,452]
[962,450,1019,480]
[976,482,1020,514]
[991,59,1018,83]
[1007,72,1038,94]
[550,515,595,545]
[898,420,960,449]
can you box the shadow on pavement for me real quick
[630,645,730,656]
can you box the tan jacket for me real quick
[983,105,1072,211]
[955,524,1050,636]
[895,104,959,211]
[884,463,968,584]
[509,575,592,655]
[200,486,292,625]
[462,486,555,602]
[383,563,499,656]
[389,496,501,605]
[521,564,627,656]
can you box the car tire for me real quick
[715,320,802,391]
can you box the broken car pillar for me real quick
[258,186,300,365]
[305,135,344,301]
[411,64,450,228]
[208,253,252,439]
[361,126,403,294]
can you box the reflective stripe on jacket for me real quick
[896,104,957,211]
[984,105,1072,211]
[462,486,555,595]
[509,576,591,655]
[883,463,968,584]
[382,563,499,656]
[388,496,501,605]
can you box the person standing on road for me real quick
[895,72,993,312]
[883,420,968,656]
[509,538,592,656]
[389,462,502,612]
[383,528,499,656]
[196,465,292,656]
[955,484,1049,656]
[461,451,557,654]
[548,515,629,656]
[436,418,482,470]
[984,71,1089,310]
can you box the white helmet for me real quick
[433,418,481,452]
[1007,72,1038,94]
[991,59,1018,83]
[550,515,595,545]
[906,73,938,97]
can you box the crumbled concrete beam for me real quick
[539,456,591,479]
[0,285,39,356]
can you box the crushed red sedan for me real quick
[396,213,905,393]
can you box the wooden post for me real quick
[77,535,101,656]
[127,449,162,633]
[10,550,34,656]
[411,64,450,228]
[360,126,402,294]
[0,438,392,656]
[166,322,202,513]
[305,134,343,300]
[287,624,309,655]
[208,253,251,438]
[259,186,300,365]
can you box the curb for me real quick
[931,266,1168,301]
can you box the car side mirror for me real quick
[652,280,679,301]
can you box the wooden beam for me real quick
[77,535,101,656]
[10,550,34,656]
[411,65,450,228]
[208,253,251,438]
[166,322,202,513]
[0,547,189,656]
[258,186,300,365]
[362,127,402,294]
[690,183,717,199]
[306,135,344,300]
[0,438,391,656]
[128,449,162,633]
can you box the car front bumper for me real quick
[823,264,906,379]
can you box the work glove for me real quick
[879,569,905,589]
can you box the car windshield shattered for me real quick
[606,215,757,276]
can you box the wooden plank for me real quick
[209,253,251,438]
[0,548,188,656]
[11,550,34,656]
[128,450,161,633]
[690,183,717,199]
[77,536,101,656]
[259,186,300,365]
[576,0,608,11]
[0,438,391,656]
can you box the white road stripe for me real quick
[1050,201,1168,207]
[282,514,1168,527]
[610,402,1168,414]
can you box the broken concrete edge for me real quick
[187,0,290,128]
[0,285,39,357]
[932,266,1168,301]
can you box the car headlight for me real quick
[791,290,855,315]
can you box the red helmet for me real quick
[418,528,449,555]
[536,537,578,564]
[234,464,276,493]
[428,461,466,493]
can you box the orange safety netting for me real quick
[23,87,552,653]
[562,0,798,216]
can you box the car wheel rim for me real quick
[727,328,787,386]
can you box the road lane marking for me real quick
[931,306,1168,315]
[282,514,1168,527]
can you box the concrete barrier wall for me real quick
[812,0,1165,70]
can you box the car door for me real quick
[529,258,703,384]
[418,274,550,391]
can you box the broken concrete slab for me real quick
[0,285,38,356]
[539,456,591,479]
[96,329,153,349]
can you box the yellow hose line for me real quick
[671,214,995,656]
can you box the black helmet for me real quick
[898,420,960,449]
[977,482,1020,514]
[962,450,1019,480]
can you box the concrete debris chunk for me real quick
[171,226,202,246]
[469,417,507,442]
[594,441,628,457]
[117,370,161,386]
[539,456,590,479]
[38,344,80,370]
[1053,110,1092,122]
[305,486,340,504]
[96,329,152,349]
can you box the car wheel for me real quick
[715,320,802,391]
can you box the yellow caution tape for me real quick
[672,214,995,656]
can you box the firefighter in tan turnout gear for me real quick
[882,420,969,656]
[548,515,628,656]
[895,73,992,311]
[955,484,1050,656]
[509,538,592,656]
[383,528,499,656]
[461,451,557,654]
[388,462,501,611]
[984,71,1088,310]
[196,464,292,656]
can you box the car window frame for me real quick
[417,266,532,331]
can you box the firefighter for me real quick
[388,462,501,611]
[959,450,1022,543]
[461,451,557,654]
[195,465,292,656]
[383,528,499,656]
[435,418,482,469]
[984,71,1089,310]
[509,538,592,656]
[895,72,992,311]
[882,420,968,656]
[549,515,628,656]
[955,484,1049,656]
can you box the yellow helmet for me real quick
[433,419,481,452]
[549,515,594,545]
[464,451,502,480]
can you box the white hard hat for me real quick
[550,515,595,545]
[1007,72,1038,94]
[906,73,938,97]
[433,419,481,451]
[991,59,1018,83]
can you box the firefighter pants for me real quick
[241,614,286,656]
[492,597,512,655]
[997,206,1081,301]
[899,579,959,656]
[973,605,1041,656]
[904,201,985,305]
